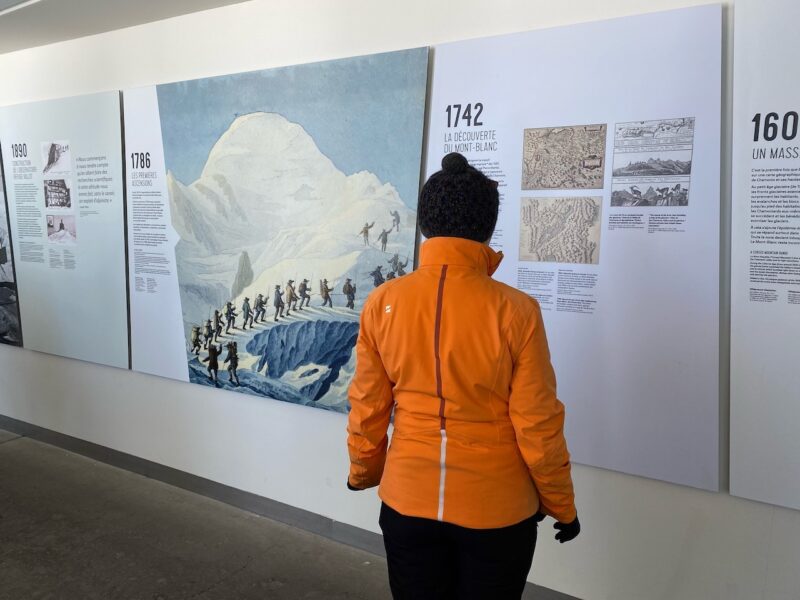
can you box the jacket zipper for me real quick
[434,264,448,521]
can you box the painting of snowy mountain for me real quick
[155,49,428,413]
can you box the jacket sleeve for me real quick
[508,303,577,523]
[347,301,394,489]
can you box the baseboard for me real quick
[0,413,580,600]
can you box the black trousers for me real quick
[379,503,537,600]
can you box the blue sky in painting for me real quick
[156,48,428,207]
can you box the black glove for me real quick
[346,479,363,491]
[553,516,580,543]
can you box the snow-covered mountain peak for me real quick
[200,112,341,188]
[169,111,418,327]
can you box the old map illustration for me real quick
[519,197,602,265]
[521,124,607,190]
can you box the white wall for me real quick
[1,1,798,599]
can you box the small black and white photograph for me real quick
[611,182,690,207]
[44,179,71,209]
[46,214,77,244]
[0,200,22,347]
[41,140,71,175]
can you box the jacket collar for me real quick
[419,237,504,276]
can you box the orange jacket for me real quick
[347,237,576,529]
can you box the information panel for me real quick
[0,92,129,368]
[124,49,429,412]
[731,0,800,510]
[427,6,721,489]
[0,162,22,346]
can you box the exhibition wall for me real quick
[0,6,722,491]
[0,92,129,368]
[1,1,800,599]
[425,6,721,491]
[730,0,800,512]
[123,49,428,403]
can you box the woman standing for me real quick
[347,153,579,599]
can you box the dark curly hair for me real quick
[418,153,499,242]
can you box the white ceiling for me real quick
[0,0,249,54]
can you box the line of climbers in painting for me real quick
[186,215,410,388]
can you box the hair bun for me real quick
[441,152,469,174]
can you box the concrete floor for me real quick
[0,430,390,599]
[0,428,567,600]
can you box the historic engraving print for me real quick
[519,197,602,264]
[611,117,695,207]
[521,124,607,190]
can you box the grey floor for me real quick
[0,429,390,599]
[0,428,569,600]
